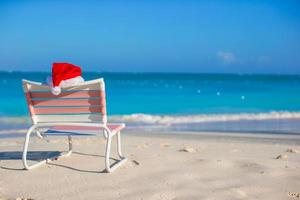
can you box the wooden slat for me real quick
[33,114,102,123]
[32,99,100,106]
[33,106,102,114]
[30,91,102,99]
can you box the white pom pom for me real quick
[51,86,61,95]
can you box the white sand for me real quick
[0,131,299,200]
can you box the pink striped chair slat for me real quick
[30,91,102,99]
[50,123,125,132]
[32,99,101,107]
[26,83,101,91]
[24,90,36,118]
[99,92,107,115]
[33,106,102,114]
[22,78,107,124]
[33,114,102,123]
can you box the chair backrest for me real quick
[22,78,107,124]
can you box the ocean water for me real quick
[1,71,300,134]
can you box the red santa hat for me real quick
[51,62,82,95]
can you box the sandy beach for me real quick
[2,0,300,199]
[0,131,299,200]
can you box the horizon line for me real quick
[0,70,300,76]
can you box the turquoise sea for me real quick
[1,71,300,134]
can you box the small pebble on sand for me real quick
[131,160,140,166]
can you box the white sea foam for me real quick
[0,129,27,134]
[0,116,30,124]
[1,111,300,127]
[109,111,300,125]
[1,112,300,135]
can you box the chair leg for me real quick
[104,132,127,173]
[22,125,45,170]
[35,130,44,139]
[22,126,73,170]
[116,131,125,159]
[105,135,112,172]
[103,130,108,139]
[66,135,73,156]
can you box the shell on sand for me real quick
[136,143,149,149]
[228,188,247,198]
[286,148,298,153]
[179,147,196,153]
[275,154,288,159]
[160,143,170,147]
[288,192,300,198]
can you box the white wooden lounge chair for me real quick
[22,78,127,172]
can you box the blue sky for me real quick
[0,0,300,74]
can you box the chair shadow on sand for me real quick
[0,151,118,173]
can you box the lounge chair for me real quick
[22,78,127,172]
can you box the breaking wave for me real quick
[1,111,300,135]
[109,111,300,126]
[1,111,300,126]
